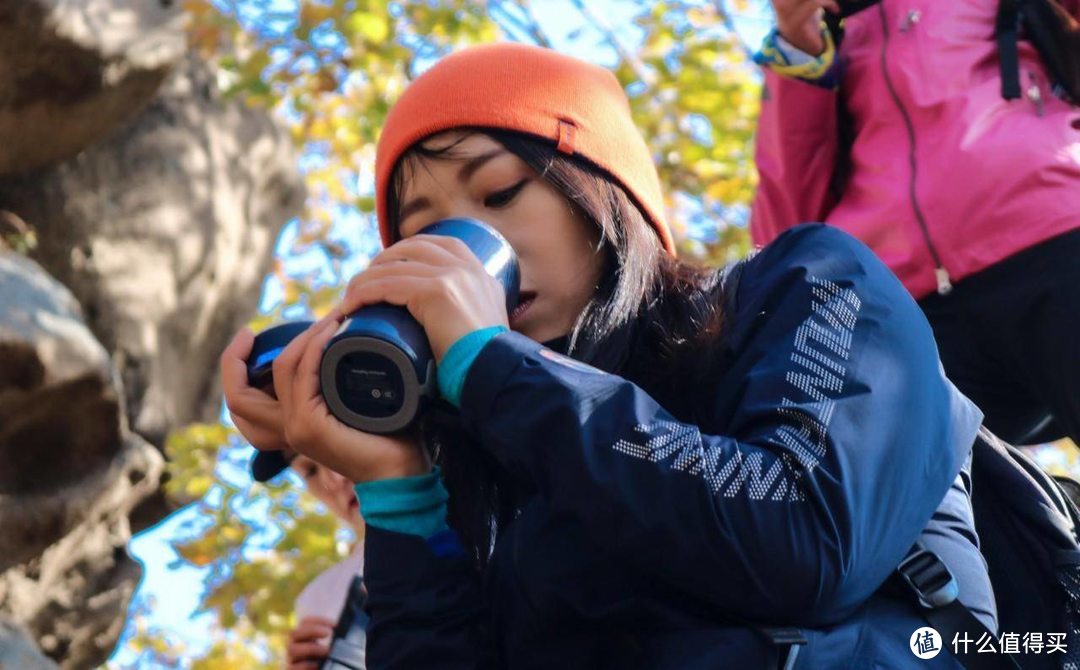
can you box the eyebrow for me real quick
[398,148,507,226]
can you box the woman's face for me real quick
[396,131,604,344]
[291,454,363,530]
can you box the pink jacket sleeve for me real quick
[749,69,841,247]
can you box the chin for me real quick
[516,324,550,343]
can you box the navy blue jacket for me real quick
[362,225,993,669]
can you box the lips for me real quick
[510,291,536,328]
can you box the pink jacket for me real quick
[751,0,1080,299]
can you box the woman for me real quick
[752,0,1080,446]
[248,449,367,670]
[222,43,995,668]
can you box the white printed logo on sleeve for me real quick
[538,348,601,374]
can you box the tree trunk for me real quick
[0,1,304,666]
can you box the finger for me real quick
[338,276,434,318]
[351,237,458,294]
[342,261,443,312]
[288,663,321,670]
[293,618,334,635]
[221,328,287,434]
[288,621,334,643]
[286,640,330,662]
[413,234,485,266]
[230,384,283,419]
[285,639,326,665]
[293,317,340,413]
[272,320,328,410]
[220,328,256,395]
[280,319,341,453]
[789,3,818,23]
[373,235,474,268]
[232,414,288,452]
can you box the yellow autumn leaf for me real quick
[348,11,390,44]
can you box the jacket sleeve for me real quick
[363,527,494,669]
[459,224,983,627]
[749,69,841,248]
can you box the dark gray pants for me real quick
[919,228,1080,446]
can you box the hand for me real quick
[286,616,335,670]
[221,326,289,452]
[771,0,840,56]
[338,235,510,363]
[272,313,431,483]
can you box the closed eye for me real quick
[484,179,529,209]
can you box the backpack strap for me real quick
[757,627,807,670]
[996,0,1024,99]
[898,544,1022,669]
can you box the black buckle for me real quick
[898,547,960,609]
[760,627,807,647]
[759,628,807,670]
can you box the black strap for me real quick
[822,0,887,50]
[898,545,1022,670]
[996,0,1024,99]
[758,627,807,670]
[823,11,845,50]
[836,0,885,18]
[920,603,1021,670]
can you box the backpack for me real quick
[759,428,1080,670]
[897,428,1080,669]
[824,0,1080,104]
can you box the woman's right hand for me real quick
[221,326,290,452]
[771,0,840,56]
[221,315,430,484]
[270,314,431,483]
[286,615,335,670]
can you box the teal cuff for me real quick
[353,467,449,538]
[437,325,508,408]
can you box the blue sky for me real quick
[106,2,773,667]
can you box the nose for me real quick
[326,469,359,497]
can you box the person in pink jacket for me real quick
[751,0,1080,446]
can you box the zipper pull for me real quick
[1027,72,1045,117]
[900,9,922,32]
[935,267,953,295]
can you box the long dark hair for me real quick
[386,129,732,566]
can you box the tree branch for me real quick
[568,0,654,85]
[712,0,758,60]
[491,0,553,48]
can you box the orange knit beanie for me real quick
[374,42,674,255]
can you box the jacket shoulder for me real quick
[737,223,891,309]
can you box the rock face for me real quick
[0,253,164,669]
[0,54,305,447]
[0,0,187,176]
[0,0,304,666]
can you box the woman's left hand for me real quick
[339,235,510,362]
